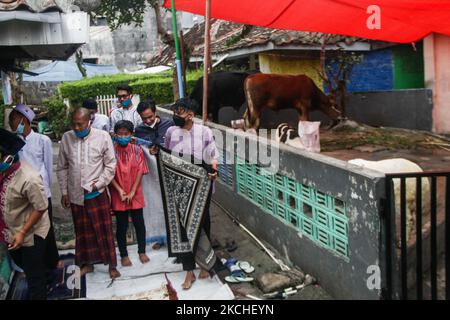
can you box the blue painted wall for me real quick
[325,48,395,93]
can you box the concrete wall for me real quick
[81,6,175,71]
[82,9,200,72]
[259,53,323,88]
[424,33,450,134]
[82,8,159,72]
[260,46,425,95]
[393,43,425,90]
[343,89,433,131]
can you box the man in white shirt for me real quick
[8,104,61,271]
[82,99,110,132]
[109,84,142,133]
[56,107,120,279]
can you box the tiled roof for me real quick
[149,19,366,66]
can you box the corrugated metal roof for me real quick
[0,0,72,13]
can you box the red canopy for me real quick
[164,0,450,43]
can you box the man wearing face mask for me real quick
[8,104,61,272]
[82,99,110,132]
[109,84,142,134]
[56,107,120,279]
[0,128,51,299]
[134,99,174,250]
[164,98,219,290]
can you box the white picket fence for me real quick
[96,94,141,116]
[96,95,117,116]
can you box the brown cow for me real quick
[243,73,342,129]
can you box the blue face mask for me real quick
[0,155,15,172]
[114,136,132,146]
[74,126,90,139]
[15,120,25,136]
[121,99,132,108]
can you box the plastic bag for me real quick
[298,121,321,153]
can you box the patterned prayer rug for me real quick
[157,148,216,271]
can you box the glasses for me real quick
[117,94,130,99]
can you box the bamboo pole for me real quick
[202,0,211,123]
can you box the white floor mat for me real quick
[69,244,234,300]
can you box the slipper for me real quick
[225,275,254,283]
[221,258,239,274]
[225,275,241,283]
[236,261,255,274]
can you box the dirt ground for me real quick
[320,121,450,168]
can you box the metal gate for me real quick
[383,170,450,300]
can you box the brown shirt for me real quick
[4,161,50,247]
[56,128,117,206]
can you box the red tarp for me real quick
[164,0,450,43]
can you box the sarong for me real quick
[70,192,117,267]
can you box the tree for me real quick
[94,0,191,99]
[317,36,363,118]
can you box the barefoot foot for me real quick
[139,253,150,264]
[109,267,121,279]
[181,271,196,290]
[199,269,210,279]
[121,256,132,267]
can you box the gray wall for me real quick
[82,8,160,71]
[218,89,433,132]
[343,89,433,131]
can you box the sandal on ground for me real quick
[236,260,255,274]
[225,273,254,283]
[221,258,254,283]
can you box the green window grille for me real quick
[235,157,349,259]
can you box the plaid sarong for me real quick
[70,192,117,267]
